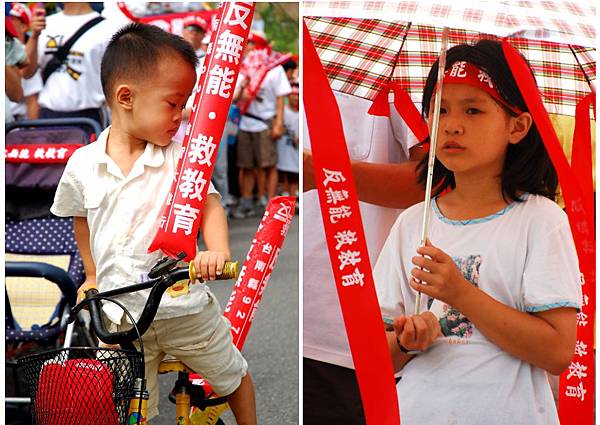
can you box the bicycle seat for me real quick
[158,355,194,375]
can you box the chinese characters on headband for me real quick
[148,2,255,260]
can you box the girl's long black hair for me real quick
[416,39,558,202]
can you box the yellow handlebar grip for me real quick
[189,261,239,282]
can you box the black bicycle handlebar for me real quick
[69,261,238,345]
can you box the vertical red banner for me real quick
[149,2,256,260]
[303,22,401,425]
[503,41,595,425]
[223,196,296,347]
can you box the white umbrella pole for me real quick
[415,27,449,315]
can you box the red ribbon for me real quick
[148,2,255,261]
[571,92,596,214]
[238,50,293,115]
[4,144,83,163]
[503,40,595,425]
[368,83,429,143]
[304,22,401,425]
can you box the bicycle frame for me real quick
[68,258,238,425]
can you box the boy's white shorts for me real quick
[106,292,248,419]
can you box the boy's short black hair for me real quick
[417,39,558,202]
[101,23,198,102]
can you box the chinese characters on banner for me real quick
[4,144,82,163]
[116,2,218,36]
[503,42,595,425]
[302,23,401,425]
[223,196,295,347]
[148,2,255,261]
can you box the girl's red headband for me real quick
[438,61,523,114]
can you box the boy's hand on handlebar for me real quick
[76,277,98,305]
[193,251,230,282]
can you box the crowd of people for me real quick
[5,1,300,219]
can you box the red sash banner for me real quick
[148,2,255,261]
[503,40,595,425]
[368,83,430,144]
[304,22,401,425]
[4,144,83,163]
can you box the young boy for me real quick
[50,23,257,424]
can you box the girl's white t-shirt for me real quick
[374,194,582,425]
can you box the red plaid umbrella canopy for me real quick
[305,1,596,117]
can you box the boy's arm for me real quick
[73,216,97,303]
[195,194,231,281]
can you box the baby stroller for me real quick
[5,118,102,424]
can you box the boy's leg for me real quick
[226,373,257,425]
[165,294,256,424]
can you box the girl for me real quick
[374,39,581,425]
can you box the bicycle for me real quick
[18,252,239,425]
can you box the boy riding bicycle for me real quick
[51,23,257,424]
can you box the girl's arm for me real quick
[411,241,577,375]
[386,312,440,372]
[195,194,231,281]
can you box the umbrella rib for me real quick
[568,44,595,92]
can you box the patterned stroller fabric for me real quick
[5,217,85,344]
[5,119,95,345]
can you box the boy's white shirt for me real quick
[374,194,582,425]
[238,65,292,133]
[51,126,219,324]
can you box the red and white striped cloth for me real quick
[305,17,595,117]
[304,0,596,46]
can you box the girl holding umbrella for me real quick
[374,39,581,425]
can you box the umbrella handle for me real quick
[415,27,450,315]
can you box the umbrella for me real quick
[304,1,595,424]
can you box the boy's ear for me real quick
[115,84,134,110]
[508,112,533,145]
